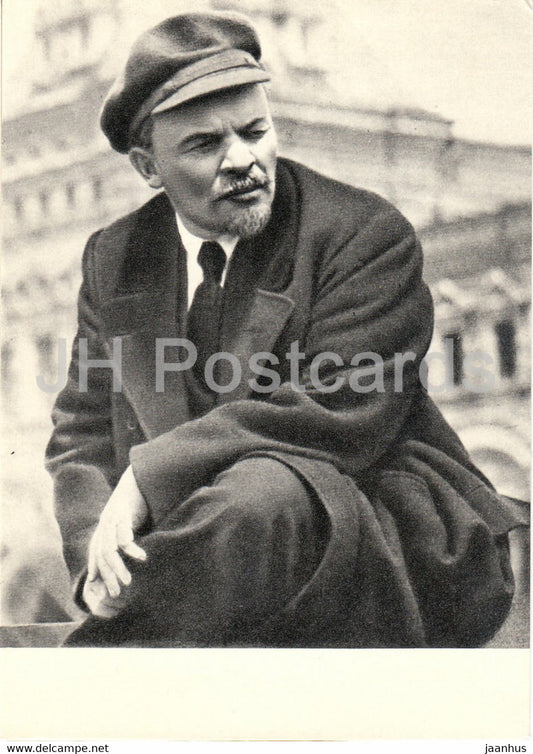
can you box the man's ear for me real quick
[128,147,163,189]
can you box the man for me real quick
[46,12,519,647]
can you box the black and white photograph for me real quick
[1,0,531,741]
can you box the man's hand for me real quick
[83,575,131,618]
[87,465,149,598]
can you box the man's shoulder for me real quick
[82,192,175,300]
[85,191,173,267]
[279,157,403,214]
[94,192,173,244]
[278,157,412,234]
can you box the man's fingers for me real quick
[87,555,96,582]
[101,586,131,610]
[121,541,147,561]
[87,531,100,582]
[86,475,149,589]
[116,519,147,561]
[104,550,132,586]
[95,556,121,597]
[83,578,109,617]
[100,514,131,584]
[83,578,129,619]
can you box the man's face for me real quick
[145,84,277,239]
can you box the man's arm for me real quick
[45,233,139,592]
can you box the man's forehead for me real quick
[153,84,271,133]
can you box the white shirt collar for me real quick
[175,212,239,308]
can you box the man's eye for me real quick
[189,138,219,152]
[243,128,268,140]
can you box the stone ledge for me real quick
[0,621,81,647]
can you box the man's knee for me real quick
[205,457,327,610]
[156,456,328,574]
[213,457,312,521]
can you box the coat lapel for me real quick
[96,159,300,429]
[99,193,192,439]
[216,160,299,403]
[216,288,295,404]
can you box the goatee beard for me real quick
[224,204,272,239]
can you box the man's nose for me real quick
[220,138,255,174]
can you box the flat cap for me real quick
[101,12,270,153]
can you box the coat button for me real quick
[126,416,138,431]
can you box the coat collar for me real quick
[97,159,300,437]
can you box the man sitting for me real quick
[46,12,519,647]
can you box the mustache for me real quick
[216,171,271,200]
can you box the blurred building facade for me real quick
[2,0,530,623]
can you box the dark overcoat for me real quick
[46,158,519,647]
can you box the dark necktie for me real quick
[187,241,227,388]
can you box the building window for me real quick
[66,182,76,207]
[42,34,51,61]
[494,319,516,378]
[445,331,463,386]
[13,196,24,221]
[16,280,29,296]
[80,18,90,48]
[39,190,49,216]
[1,341,13,394]
[36,334,55,386]
[93,176,102,201]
